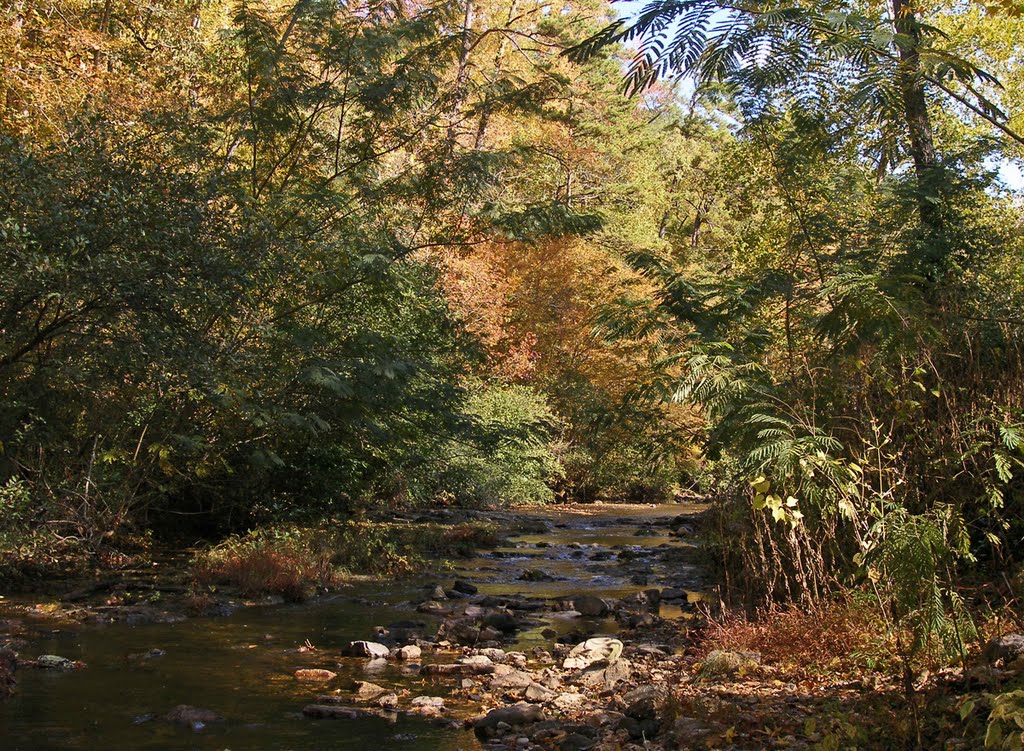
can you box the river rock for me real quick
[430,585,448,600]
[506,651,528,668]
[670,716,721,744]
[352,680,388,700]
[563,638,623,670]
[622,590,660,611]
[363,658,388,673]
[458,654,493,669]
[553,692,587,711]
[452,580,478,595]
[483,610,520,633]
[396,645,421,661]
[384,620,427,643]
[302,704,382,720]
[348,641,391,659]
[572,596,611,618]
[577,658,632,690]
[985,634,1024,666]
[437,618,480,644]
[519,569,554,582]
[623,684,666,721]
[36,655,75,670]
[473,702,546,739]
[659,588,686,600]
[524,683,557,702]
[477,647,507,663]
[618,714,660,741]
[490,669,536,690]
[165,705,224,729]
[295,668,337,682]
[410,695,445,714]
[699,649,760,679]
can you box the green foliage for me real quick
[0,478,33,552]
[862,505,976,662]
[985,690,1024,750]
[1,0,636,553]
[433,384,564,506]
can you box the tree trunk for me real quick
[890,0,941,234]
[446,0,476,152]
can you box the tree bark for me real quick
[446,0,476,152]
[890,0,941,233]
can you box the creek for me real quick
[0,502,705,750]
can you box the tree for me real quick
[567,0,1023,245]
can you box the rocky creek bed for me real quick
[0,502,718,750]
[5,503,1020,751]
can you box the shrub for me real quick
[700,598,884,677]
[192,527,342,601]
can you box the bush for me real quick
[192,527,342,601]
[428,383,564,506]
[192,519,500,598]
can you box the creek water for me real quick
[0,503,704,750]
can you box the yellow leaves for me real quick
[751,477,804,526]
[984,0,1024,17]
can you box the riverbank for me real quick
[0,510,511,626]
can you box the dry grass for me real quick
[193,529,342,601]
[700,597,886,677]
[192,519,499,600]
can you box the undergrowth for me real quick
[191,519,499,600]
[700,596,908,678]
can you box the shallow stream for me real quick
[0,503,704,750]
